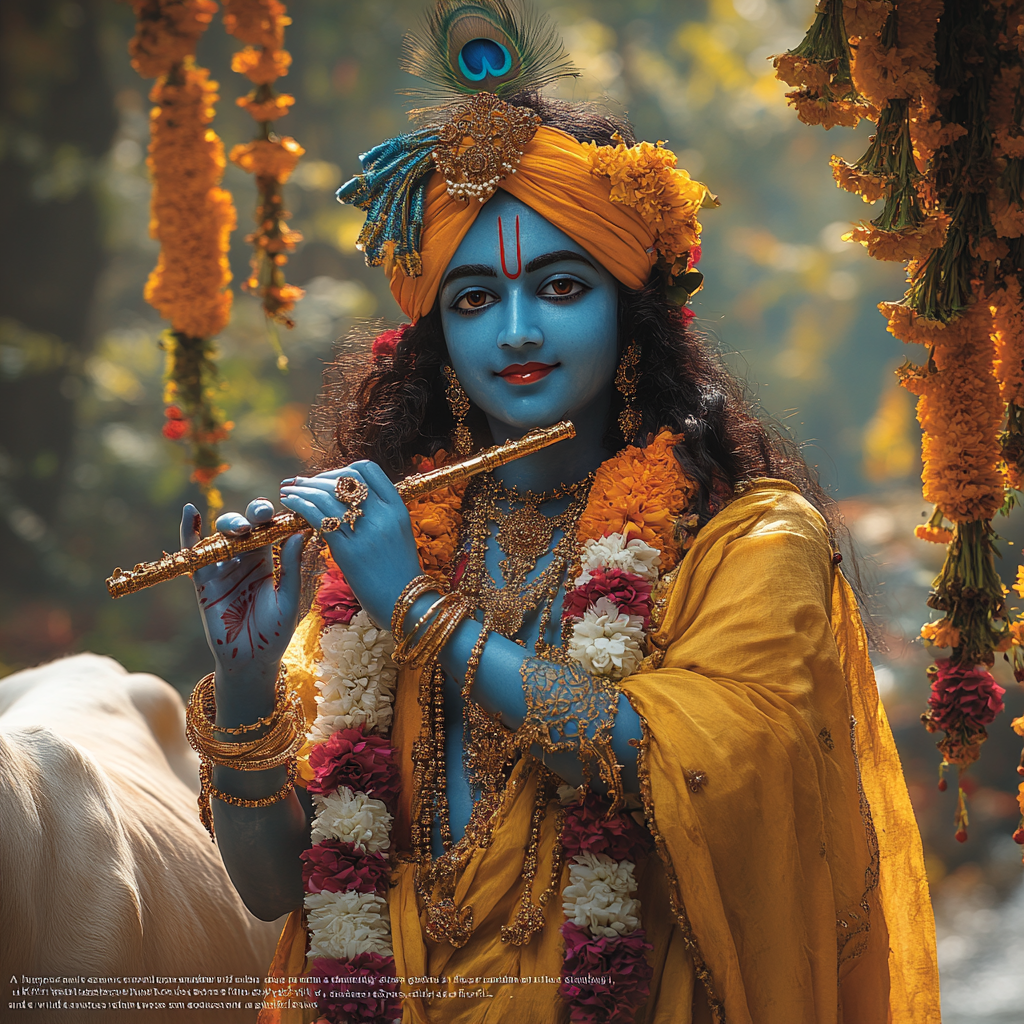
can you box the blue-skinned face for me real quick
[439,192,619,438]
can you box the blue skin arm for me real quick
[181,498,313,921]
[278,466,641,793]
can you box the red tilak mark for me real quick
[498,215,522,279]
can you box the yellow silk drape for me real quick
[261,481,940,1024]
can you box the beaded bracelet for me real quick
[391,575,444,646]
[408,592,474,669]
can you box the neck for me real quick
[485,390,615,493]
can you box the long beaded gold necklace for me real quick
[410,470,594,949]
[461,472,594,648]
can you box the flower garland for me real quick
[223,0,305,341]
[776,0,1024,847]
[127,0,236,517]
[296,410,699,1021]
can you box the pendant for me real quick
[496,504,554,565]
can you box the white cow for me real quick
[0,654,283,1023]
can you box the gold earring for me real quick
[615,340,642,442]
[443,365,472,457]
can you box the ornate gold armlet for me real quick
[518,657,624,811]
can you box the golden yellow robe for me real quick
[264,481,940,1024]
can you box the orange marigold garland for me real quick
[223,0,305,343]
[127,0,236,517]
[778,0,1024,844]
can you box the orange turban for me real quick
[389,127,662,321]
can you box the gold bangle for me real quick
[197,759,297,839]
[393,595,447,664]
[185,671,304,769]
[392,575,444,643]
[409,593,473,668]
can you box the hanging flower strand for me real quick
[775,0,1024,845]
[223,0,305,358]
[127,0,236,519]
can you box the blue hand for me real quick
[182,499,304,682]
[279,461,423,627]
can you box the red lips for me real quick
[497,361,558,385]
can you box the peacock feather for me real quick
[401,0,578,101]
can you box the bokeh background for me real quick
[1,0,1022,1016]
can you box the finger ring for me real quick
[334,477,369,530]
[320,517,343,532]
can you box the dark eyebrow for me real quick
[442,263,498,288]
[523,250,596,274]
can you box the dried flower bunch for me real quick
[774,0,1024,846]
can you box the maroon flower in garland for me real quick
[316,559,361,626]
[559,922,653,1024]
[925,659,1005,733]
[563,567,653,627]
[307,954,401,1024]
[301,839,391,895]
[307,725,401,806]
[561,794,652,862]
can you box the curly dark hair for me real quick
[309,92,842,540]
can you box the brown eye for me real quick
[455,289,494,311]
[540,277,586,300]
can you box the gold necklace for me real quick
[462,473,593,641]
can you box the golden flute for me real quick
[106,420,575,599]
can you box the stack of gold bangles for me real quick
[391,575,475,669]
[185,666,305,839]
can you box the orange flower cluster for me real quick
[912,303,1004,524]
[127,0,216,79]
[577,430,698,573]
[223,0,304,327]
[144,63,235,340]
[921,619,962,649]
[405,452,466,579]
[586,139,717,277]
[772,0,874,130]
[850,0,941,108]
[845,212,949,262]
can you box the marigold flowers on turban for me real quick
[585,138,716,276]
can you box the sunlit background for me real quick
[1,1,1022,1015]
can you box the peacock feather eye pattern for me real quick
[401,0,578,102]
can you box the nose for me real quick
[495,288,543,351]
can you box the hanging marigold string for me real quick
[775,0,1024,846]
[223,0,304,359]
[127,0,235,519]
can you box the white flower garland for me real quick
[562,852,642,938]
[302,611,397,962]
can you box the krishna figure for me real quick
[182,2,942,1021]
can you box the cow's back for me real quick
[0,654,283,1023]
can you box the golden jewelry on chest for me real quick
[461,473,594,642]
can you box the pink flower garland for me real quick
[307,954,400,1024]
[562,567,653,627]
[559,795,653,1024]
[305,562,401,1024]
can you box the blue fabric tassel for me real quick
[336,129,439,277]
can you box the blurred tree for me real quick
[0,0,116,589]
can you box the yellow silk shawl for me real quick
[262,480,940,1024]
